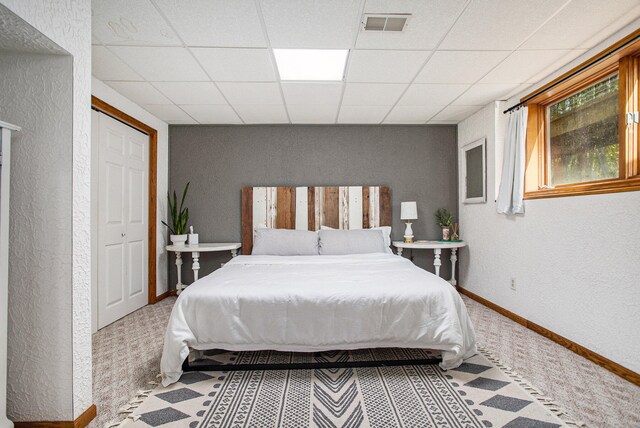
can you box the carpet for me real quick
[111,347,579,428]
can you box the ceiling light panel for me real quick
[274,49,349,81]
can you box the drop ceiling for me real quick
[91,0,640,125]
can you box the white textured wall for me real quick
[458,22,640,374]
[0,0,92,421]
[0,52,73,420]
[91,77,170,309]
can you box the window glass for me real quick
[547,74,619,186]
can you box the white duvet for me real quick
[161,253,477,386]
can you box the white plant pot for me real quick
[170,234,188,247]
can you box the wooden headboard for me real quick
[241,186,391,254]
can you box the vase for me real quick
[170,234,187,247]
[442,227,450,241]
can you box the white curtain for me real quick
[497,107,528,215]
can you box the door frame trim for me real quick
[91,96,158,305]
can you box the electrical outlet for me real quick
[510,278,516,291]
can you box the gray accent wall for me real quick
[169,125,458,287]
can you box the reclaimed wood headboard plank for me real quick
[241,185,390,255]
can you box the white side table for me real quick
[392,240,467,286]
[166,243,241,294]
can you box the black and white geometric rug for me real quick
[113,347,579,427]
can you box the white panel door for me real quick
[97,112,148,329]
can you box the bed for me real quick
[160,186,477,386]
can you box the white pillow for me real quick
[318,229,387,255]
[252,229,319,256]
[320,225,393,254]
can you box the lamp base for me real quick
[403,221,414,243]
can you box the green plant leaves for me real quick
[163,181,190,235]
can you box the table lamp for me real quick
[401,201,417,243]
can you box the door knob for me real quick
[121,232,126,237]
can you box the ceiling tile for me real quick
[440,0,564,50]
[91,0,180,46]
[154,0,266,47]
[109,46,209,81]
[522,0,640,50]
[453,83,521,106]
[152,82,227,105]
[384,106,441,123]
[281,83,343,105]
[142,104,192,121]
[179,105,242,124]
[431,105,483,122]
[347,50,430,83]
[261,0,361,48]
[356,0,468,50]
[481,50,584,84]
[192,48,277,82]
[167,119,199,125]
[233,104,289,124]
[415,51,510,84]
[337,105,390,123]
[92,46,143,81]
[217,82,283,105]
[398,84,469,106]
[427,120,458,125]
[342,83,407,106]
[106,81,171,105]
[288,104,338,123]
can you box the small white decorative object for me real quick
[170,234,187,247]
[401,201,418,243]
[188,225,199,246]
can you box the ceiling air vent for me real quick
[363,14,411,32]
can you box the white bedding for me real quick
[161,253,477,386]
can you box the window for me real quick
[523,30,640,199]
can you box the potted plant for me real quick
[162,182,190,247]
[435,208,453,241]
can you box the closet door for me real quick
[97,112,148,328]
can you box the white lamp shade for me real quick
[400,201,418,220]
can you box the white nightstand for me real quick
[393,240,467,286]
[166,243,241,293]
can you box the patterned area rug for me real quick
[112,348,576,428]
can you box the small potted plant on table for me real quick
[163,182,190,247]
[435,208,453,241]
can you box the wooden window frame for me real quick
[523,30,640,200]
